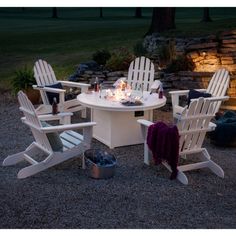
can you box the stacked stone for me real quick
[218,30,236,72]
[175,38,187,56]
[186,36,220,72]
[76,70,126,86]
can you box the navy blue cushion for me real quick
[45,82,63,105]
[187,89,211,106]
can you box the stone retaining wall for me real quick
[75,29,236,110]
[144,29,236,73]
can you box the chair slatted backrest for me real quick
[177,98,214,155]
[34,59,58,105]
[127,57,155,91]
[206,68,230,114]
[34,59,57,86]
[18,91,52,153]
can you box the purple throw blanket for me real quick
[147,121,179,179]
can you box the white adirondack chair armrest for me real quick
[196,89,207,92]
[40,122,96,133]
[21,112,73,123]
[169,90,190,96]
[32,85,66,94]
[58,81,90,88]
[190,96,229,103]
[137,119,154,128]
[205,96,229,102]
[169,88,207,96]
[37,112,73,121]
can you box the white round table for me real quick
[77,91,166,149]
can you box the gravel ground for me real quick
[0,93,236,229]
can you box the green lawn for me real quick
[1,7,236,90]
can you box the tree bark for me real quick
[135,7,142,18]
[146,7,176,35]
[52,7,58,19]
[201,7,212,22]
[99,7,103,18]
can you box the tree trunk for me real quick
[135,7,142,18]
[52,7,58,19]
[100,7,103,18]
[201,7,212,22]
[146,7,176,35]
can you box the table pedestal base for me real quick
[91,109,152,149]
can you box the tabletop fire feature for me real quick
[101,79,143,105]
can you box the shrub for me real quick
[92,49,111,65]
[166,55,195,73]
[133,40,148,57]
[105,47,135,71]
[11,66,36,94]
[156,41,175,63]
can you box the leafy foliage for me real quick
[155,40,176,66]
[11,66,36,94]
[105,47,135,71]
[92,49,111,65]
[166,55,195,73]
[133,40,148,57]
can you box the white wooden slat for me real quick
[127,57,155,92]
[128,60,134,88]
[183,100,203,150]
[34,61,51,104]
[178,100,197,151]
[189,99,210,150]
[196,103,214,148]
[139,56,145,82]
[132,57,140,90]
[34,61,44,86]
[65,130,84,141]
[144,59,154,91]
[37,60,48,86]
[213,70,225,96]
[206,69,229,114]
[41,59,52,85]
[214,70,226,96]
[43,60,57,84]
[207,68,218,94]
[35,60,51,86]
[34,60,59,105]
[61,138,75,149]
[24,154,38,165]
[36,60,47,86]
[207,68,228,96]
[41,60,52,85]
[209,69,221,95]
[142,57,148,90]
[47,63,56,83]
[60,131,82,146]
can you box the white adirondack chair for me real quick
[138,97,224,185]
[2,91,96,179]
[127,56,155,91]
[33,59,90,118]
[169,68,230,118]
